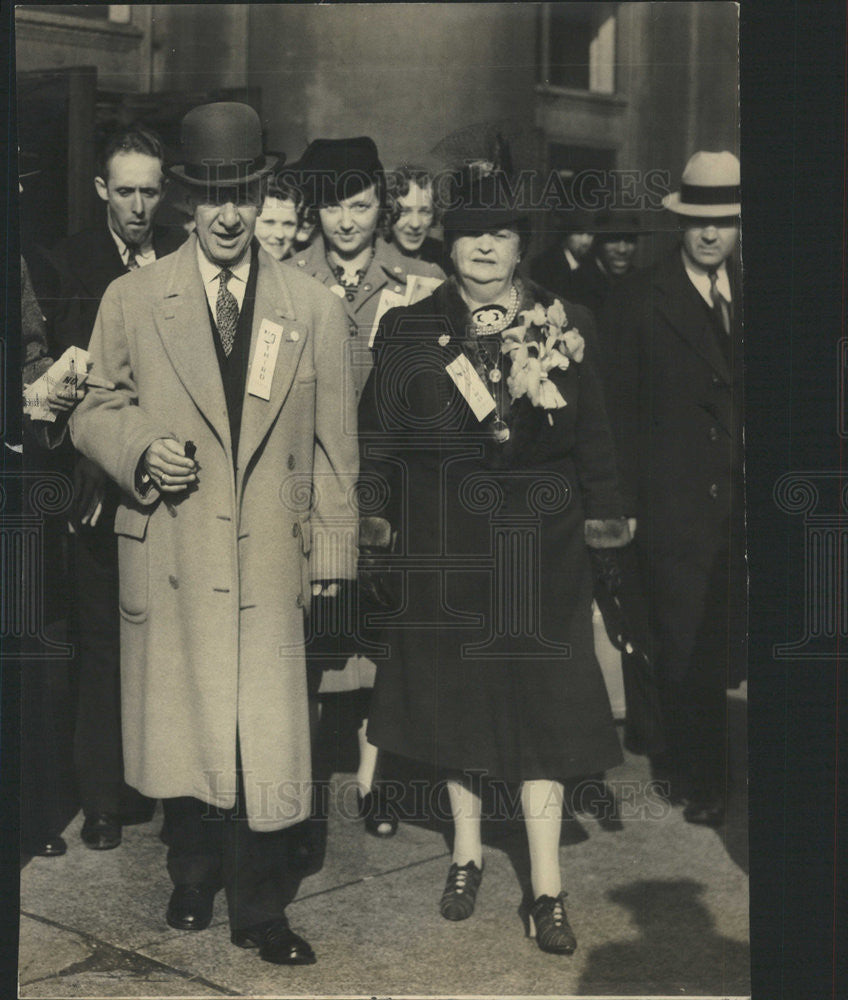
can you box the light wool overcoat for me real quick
[71,235,358,830]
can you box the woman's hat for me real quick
[662,151,741,218]
[440,163,529,235]
[284,137,384,208]
[167,102,279,188]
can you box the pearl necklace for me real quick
[469,284,521,336]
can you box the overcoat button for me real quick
[168,575,179,589]
[296,259,306,268]
[709,427,718,441]
[287,454,296,469]
[292,522,300,537]
[295,593,305,609]
[363,283,371,292]
[712,374,721,385]
[709,483,719,499]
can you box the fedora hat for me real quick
[168,102,279,188]
[285,137,384,208]
[662,150,740,217]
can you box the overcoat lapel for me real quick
[155,236,232,456]
[236,253,306,486]
[653,252,731,381]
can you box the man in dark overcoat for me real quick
[597,151,746,826]
[43,125,186,850]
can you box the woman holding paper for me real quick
[358,163,630,954]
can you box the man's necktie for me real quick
[126,247,140,271]
[708,268,731,335]
[216,268,239,357]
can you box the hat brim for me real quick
[442,207,530,233]
[167,155,279,188]
[662,192,740,218]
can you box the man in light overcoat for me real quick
[71,102,358,965]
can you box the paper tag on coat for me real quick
[368,288,408,347]
[445,354,497,421]
[247,319,285,400]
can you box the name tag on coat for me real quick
[445,353,497,421]
[247,319,285,400]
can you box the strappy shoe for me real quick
[523,891,577,954]
[439,860,483,921]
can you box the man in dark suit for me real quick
[46,125,185,850]
[598,152,745,827]
[569,208,641,318]
[528,206,595,301]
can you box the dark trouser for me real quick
[73,525,155,819]
[656,677,728,799]
[162,752,297,931]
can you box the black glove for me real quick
[305,580,355,668]
[358,516,395,612]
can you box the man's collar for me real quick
[681,247,732,300]
[107,220,154,261]
[196,240,252,285]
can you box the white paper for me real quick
[445,353,497,422]
[247,318,285,400]
[23,346,92,422]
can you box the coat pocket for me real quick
[114,505,150,622]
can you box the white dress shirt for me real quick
[682,251,732,308]
[109,226,156,269]
[196,243,251,316]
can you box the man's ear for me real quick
[94,175,109,203]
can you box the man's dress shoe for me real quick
[231,918,316,965]
[166,884,216,931]
[80,813,122,850]
[21,834,67,857]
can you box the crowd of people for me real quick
[19,100,745,967]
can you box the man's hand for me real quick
[74,455,107,527]
[143,438,198,493]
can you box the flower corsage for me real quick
[500,299,585,424]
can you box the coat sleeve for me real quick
[356,305,408,537]
[69,279,173,503]
[310,291,359,581]
[595,282,643,515]
[570,307,627,522]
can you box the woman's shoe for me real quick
[357,788,398,838]
[439,860,483,921]
[524,891,577,954]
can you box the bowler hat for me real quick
[286,137,384,207]
[168,102,279,188]
[440,164,529,235]
[662,151,741,217]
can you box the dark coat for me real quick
[597,248,746,688]
[45,223,187,354]
[528,243,582,303]
[360,278,625,782]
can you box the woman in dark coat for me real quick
[359,166,630,954]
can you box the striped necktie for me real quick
[216,268,239,357]
[708,268,731,335]
[126,247,140,271]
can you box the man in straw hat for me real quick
[598,151,745,827]
[70,102,358,963]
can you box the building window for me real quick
[537,3,617,94]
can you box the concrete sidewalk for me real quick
[19,691,749,999]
